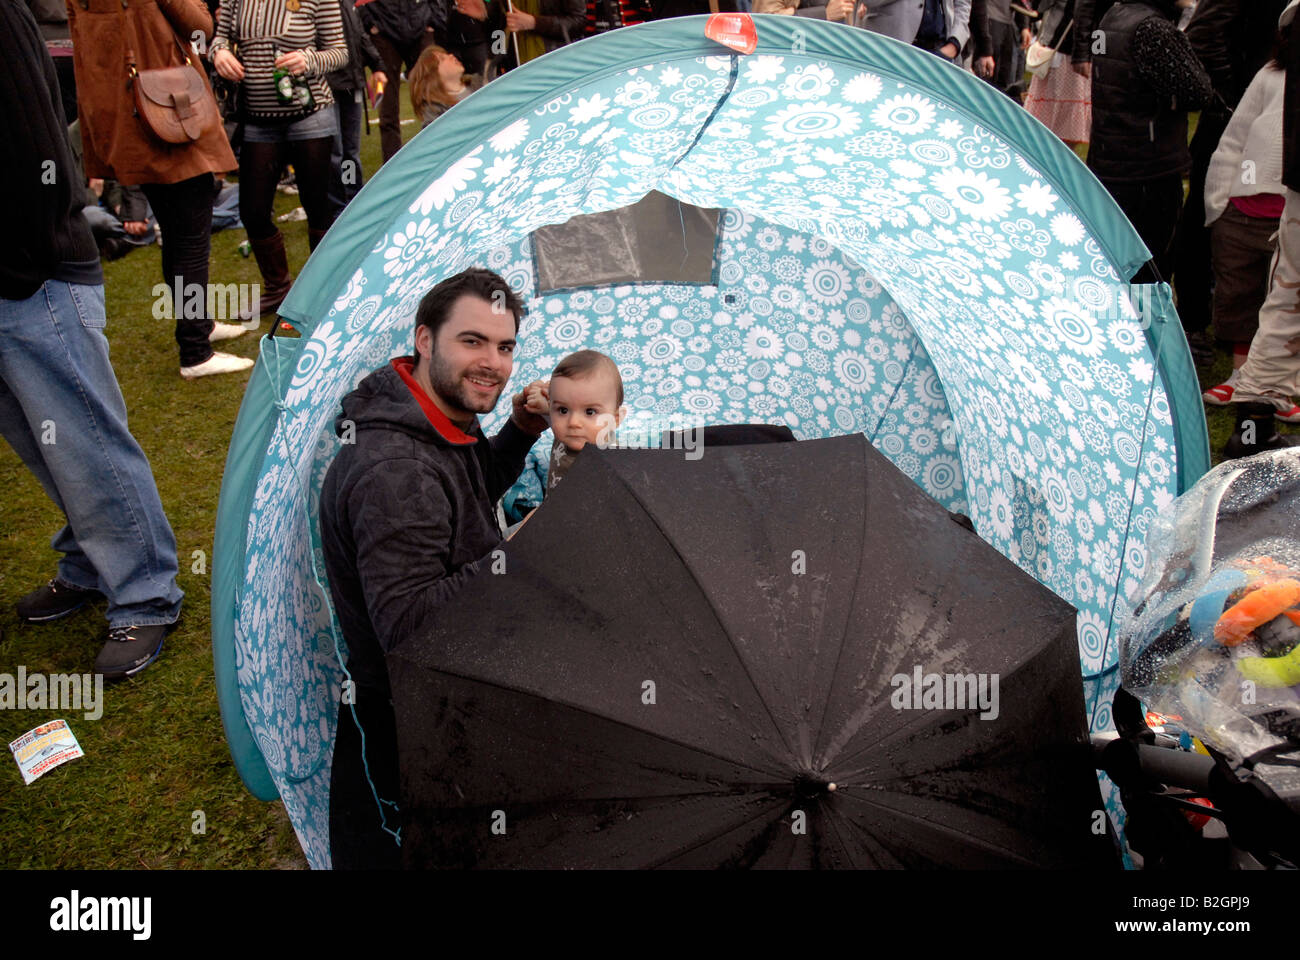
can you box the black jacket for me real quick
[1184,0,1288,111]
[357,0,442,46]
[1088,0,1213,183]
[1068,0,1113,62]
[1,0,100,300]
[329,0,385,93]
[318,357,537,698]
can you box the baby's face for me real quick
[549,371,621,452]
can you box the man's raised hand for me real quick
[511,380,550,435]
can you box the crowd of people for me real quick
[5,0,1300,784]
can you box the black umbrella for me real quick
[389,433,1117,868]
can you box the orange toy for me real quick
[1214,578,1300,646]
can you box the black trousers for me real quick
[329,685,402,869]
[1171,109,1230,332]
[140,174,216,368]
[371,31,438,162]
[1100,173,1185,284]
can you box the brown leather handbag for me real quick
[129,35,219,144]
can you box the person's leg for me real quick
[327,100,347,217]
[142,176,216,368]
[1225,189,1300,456]
[0,375,101,594]
[239,136,294,315]
[1236,189,1300,407]
[989,21,1017,94]
[1172,110,1230,335]
[1211,207,1277,354]
[287,131,339,247]
[329,688,401,869]
[238,138,283,243]
[371,31,405,163]
[1105,177,1181,282]
[0,280,182,627]
[339,93,364,206]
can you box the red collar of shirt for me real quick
[390,356,477,446]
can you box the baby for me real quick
[523,349,626,491]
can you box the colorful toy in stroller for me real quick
[1101,449,1300,868]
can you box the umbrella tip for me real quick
[828,782,837,791]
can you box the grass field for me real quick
[0,92,425,869]
[0,94,1286,868]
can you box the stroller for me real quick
[1098,449,1300,869]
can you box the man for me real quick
[1224,0,1300,458]
[319,267,547,868]
[1,0,183,680]
[1087,0,1213,281]
[327,0,387,215]
[359,0,442,163]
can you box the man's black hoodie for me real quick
[319,356,537,698]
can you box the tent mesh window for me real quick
[533,190,722,291]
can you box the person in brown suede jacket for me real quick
[66,0,245,377]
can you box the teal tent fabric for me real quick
[213,16,1210,868]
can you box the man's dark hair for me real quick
[414,267,525,349]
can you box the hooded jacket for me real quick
[318,357,538,698]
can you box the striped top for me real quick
[211,0,348,120]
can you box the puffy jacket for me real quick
[1088,0,1207,182]
[318,357,537,697]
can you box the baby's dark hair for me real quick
[551,350,623,406]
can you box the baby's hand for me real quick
[524,380,550,416]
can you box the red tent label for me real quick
[705,14,757,55]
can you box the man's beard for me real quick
[427,350,504,417]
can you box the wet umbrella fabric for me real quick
[389,434,1116,868]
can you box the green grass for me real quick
[0,91,423,869]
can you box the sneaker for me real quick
[95,623,174,680]
[1203,370,1239,406]
[1275,400,1300,425]
[208,321,249,343]
[180,351,255,379]
[15,578,104,623]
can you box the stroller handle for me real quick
[1092,734,1214,794]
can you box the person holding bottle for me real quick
[211,0,347,321]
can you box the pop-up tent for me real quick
[213,15,1210,868]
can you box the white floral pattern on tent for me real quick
[229,50,1186,867]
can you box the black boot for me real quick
[247,230,294,319]
[1223,402,1300,460]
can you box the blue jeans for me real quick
[81,204,157,249]
[0,280,182,627]
[328,93,365,216]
